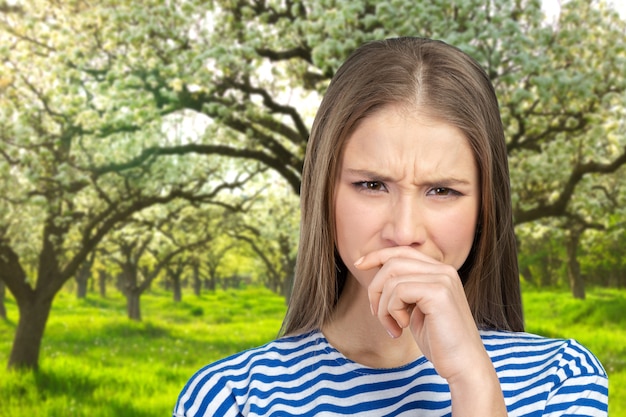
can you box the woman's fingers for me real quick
[375,274,458,338]
[356,246,480,377]
[355,246,440,270]
[359,248,458,318]
[380,280,429,338]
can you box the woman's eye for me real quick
[354,181,386,192]
[428,187,459,196]
[366,181,383,191]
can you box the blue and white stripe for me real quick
[174,330,608,416]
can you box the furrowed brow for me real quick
[345,169,393,182]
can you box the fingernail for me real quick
[370,303,375,316]
[386,329,397,339]
[354,256,364,266]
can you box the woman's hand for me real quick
[355,246,507,416]
[357,246,479,379]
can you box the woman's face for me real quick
[334,104,480,286]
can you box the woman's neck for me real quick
[321,275,423,368]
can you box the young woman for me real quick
[174,37,608,416]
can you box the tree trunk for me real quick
[126,289,142,321]
[207,273,217,291]
[76,273,89,299]
[172,275,182,302]
[98,270,107,298]
[192,263,201,296]
[75,256,95,299]
[115,272,124,292]
[282,273,293,300]
[566,231,586,299]
[0,279,6,320]
[8,294,53,370]
[120,260,143,321]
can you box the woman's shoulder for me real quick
[173,330,329,416]
[173,331,326,390]
[480,329,607,380]
[191,330,325,377]
[479,330,608,415]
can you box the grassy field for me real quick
[0,285,623,416]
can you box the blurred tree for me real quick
[165,257,187,302]
[0,279,6,320]
[517,163,626,298]
[0,0,265,366]
[96,268,108,298]
[1,0,625,369]
[230,177,300,297]
[198,242,234,292]
[58,0,625,300]
[101,203,238,320]
[152,204,240,302]
[574,167,626,289]
[49,0,623,222]
[74,251,96,299]
[517,222,567,287]
[0,71,253,372]
[581,224,626,288]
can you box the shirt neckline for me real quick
[306,329,430,374]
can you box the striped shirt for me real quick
[173,330,608,416]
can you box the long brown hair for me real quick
[281,37,523,335]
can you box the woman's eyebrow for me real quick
[420,178,472,187]
[344,168,393,182]
[345,168,472,186]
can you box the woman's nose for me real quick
[382,196,427,247]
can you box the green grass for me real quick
[0,285,624,416]
[0,287,287,417]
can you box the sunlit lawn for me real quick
[0,287,287,416]
[0,284,623,416]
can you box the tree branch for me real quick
[0,238,34,303]
[515,146,626,224]
[89,143,302,194]
[255,46,313,64]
